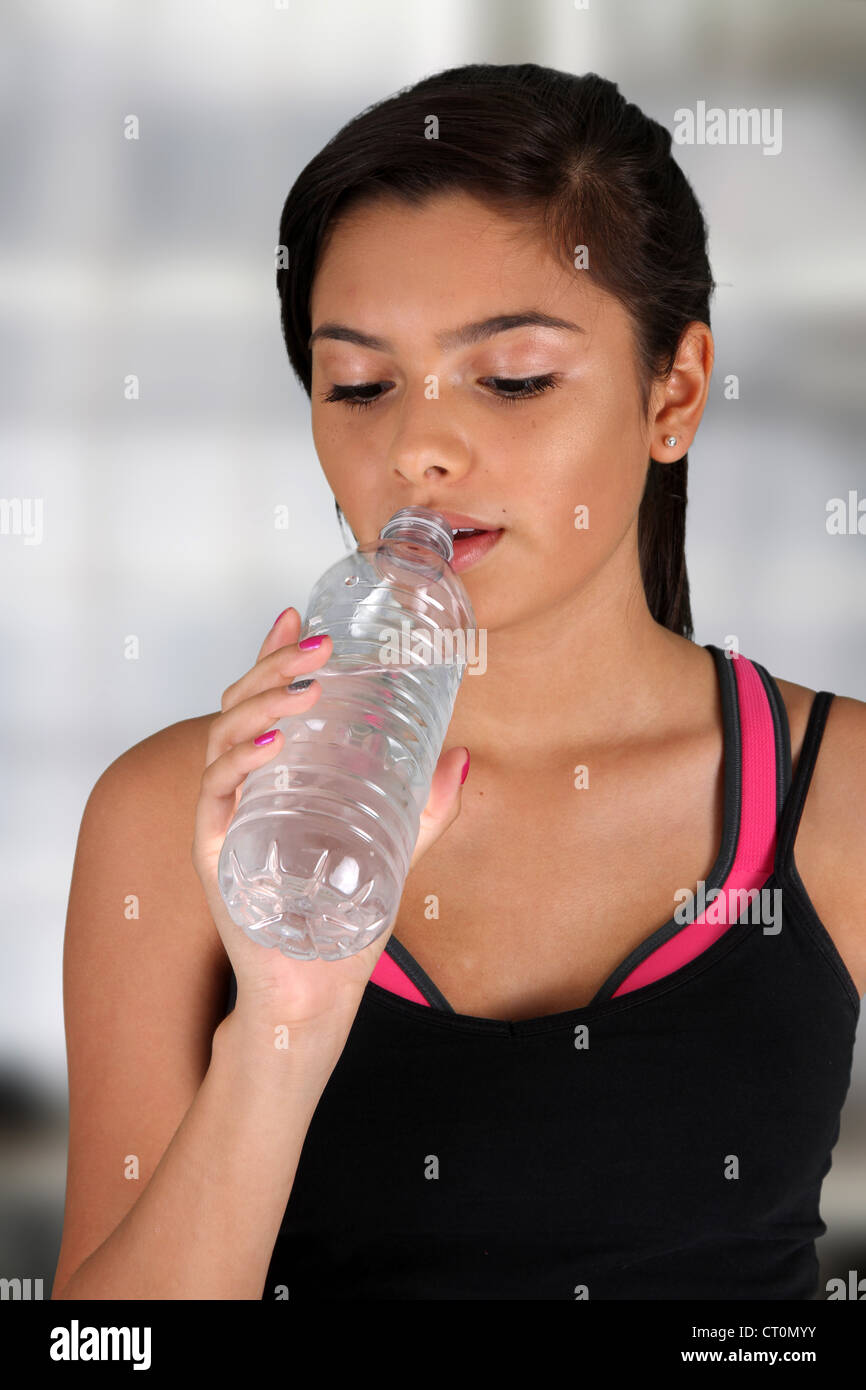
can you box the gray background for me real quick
[1,0,864,1295]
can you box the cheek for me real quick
[310,418,376,520]
[514,400,646,550]
[311,406,355,477]
[311,409,348,496]
[310,401,337,452]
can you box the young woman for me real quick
[53,64,865,1301]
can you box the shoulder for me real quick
[76,710,226,978]
[771,671,866,998]
[97,711,219,793]
[79,705,223,917]
[66,707,231,1036]
[84,713,222,857]
[771,671,866,812]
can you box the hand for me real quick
[192,606,469,1038]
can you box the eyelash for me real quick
[319,374,560,411]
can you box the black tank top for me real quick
[223,645,860,1299]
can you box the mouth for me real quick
[448,525,505,572]
[383,508,506,572]
[424,510,506,572]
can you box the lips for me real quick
[417,510,505,571]
[435,509,504,535]
[448,526,504,573]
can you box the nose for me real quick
[387,390,472,486]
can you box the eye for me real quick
[319,382,393,411]
[318,372,561,412]
[482,373,560,404]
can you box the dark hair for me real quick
[276,63,716,640]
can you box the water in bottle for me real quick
[217,506,476,960]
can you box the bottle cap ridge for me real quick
[378,506,454,563]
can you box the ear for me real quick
[648,321,714,462]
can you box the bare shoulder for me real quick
[87,707,230,1003]
[88,710,226,964]
[101,711,218,796]
[772,673,866,999]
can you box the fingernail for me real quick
[460,751,470,785]
[273,606,294,627]
[287,678,313,692]
[254,730,278,746]
[298,634,326,650]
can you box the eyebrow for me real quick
[307,311,585,353]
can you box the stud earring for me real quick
[664,436,678,448]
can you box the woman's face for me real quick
[309,189,674,633]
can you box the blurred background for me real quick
[1,0,863,1298]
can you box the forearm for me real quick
[53,1010,334,1300]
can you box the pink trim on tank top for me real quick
[369,945,429,1006]
[370,651,778,1008]
[612,653,776,996]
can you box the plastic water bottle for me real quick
[217,506,476,960]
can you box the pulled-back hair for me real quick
[276,63,716,640]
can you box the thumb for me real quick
[409,746,470,870]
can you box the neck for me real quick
[446,528,707,767]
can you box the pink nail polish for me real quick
[460,752,471,784]
[272,607,293,627]
[298,634,326,650]
[254,730,277,746]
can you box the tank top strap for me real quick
[773,688,836,883]
[609,647,781,999]
[725,651,782,876]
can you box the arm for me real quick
[51,719,335,1300]
[54,1006,330,1300]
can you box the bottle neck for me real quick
[378,507,454,562]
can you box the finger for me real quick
[221,607,302,714]
[206,677,322,767]
[410,746,470,869]
[196,726,290,847]
[256,605,302,665]
[221,624,332,715]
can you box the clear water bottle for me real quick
[217,506,476,960]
